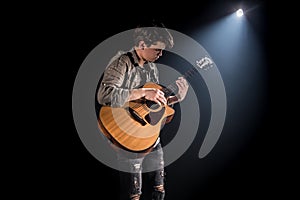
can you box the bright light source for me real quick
[236,9,243,17]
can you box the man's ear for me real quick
[138,41,146,50]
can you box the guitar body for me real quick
[98,82,175,152]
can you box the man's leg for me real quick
[144,143,166,200]
[151,165,165,200]
[117,153,144,200]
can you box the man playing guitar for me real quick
[97,25,189,200]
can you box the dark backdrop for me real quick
[30,1,291,199]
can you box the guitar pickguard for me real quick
[145,107,166,125]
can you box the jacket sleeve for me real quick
[148,62,159,84]
[97,55,130,107]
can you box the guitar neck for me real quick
[162,67,198,97]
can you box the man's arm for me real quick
[97,56,130,107]
[168,77,189,105]
[129,88,167,106]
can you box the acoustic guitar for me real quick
[98,57,213,152]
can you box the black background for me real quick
[17,0,295,199]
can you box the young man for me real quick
[97,26,189,200]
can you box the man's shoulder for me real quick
[119,51,131,61]
[107,50,131,66]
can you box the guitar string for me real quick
[129,58,211,111]
[129,66,200,111]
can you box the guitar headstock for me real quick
[196,56,214,70]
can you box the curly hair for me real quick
[133,26,174,49]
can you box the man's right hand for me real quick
[143,88,167,105]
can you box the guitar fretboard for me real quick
[162,66,199,98]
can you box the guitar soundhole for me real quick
[145,100,160,110]
[128,107,147,126]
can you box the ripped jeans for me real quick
[117,143,165,200]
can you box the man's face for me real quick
[143,41,166,62]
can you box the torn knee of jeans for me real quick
[160,161,164,166]
[130,193,140,200]
[154,184,165,193]
[133,163,141,169]
[134,177,140,190]
[131,163,141,172]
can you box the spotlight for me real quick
[236,9,243,17]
